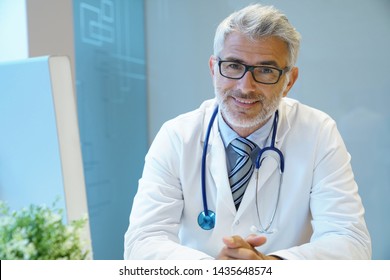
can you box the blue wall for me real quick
[285,0,390,260]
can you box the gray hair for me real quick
[213,4,301,66]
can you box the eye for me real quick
[258,67,275,74]
[226,62,243,70]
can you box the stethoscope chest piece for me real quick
[197,210,216,230]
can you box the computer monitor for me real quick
[0,56,91,255]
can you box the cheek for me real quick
[264,83,286,99]
[216,75,253,91]
[214,76,231,92]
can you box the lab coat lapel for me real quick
[200,103,236,217]
[207,133,237,216]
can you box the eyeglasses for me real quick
[217,59,290,85]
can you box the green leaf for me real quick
[0,200,89,260]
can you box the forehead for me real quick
[220,32,289,67]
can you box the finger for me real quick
[222,235,250,249]
[217,245,242,260]
[222,246,262,260]
[219,236,264,260]
[245,235,267,247]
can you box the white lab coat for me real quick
[124,97,371,259]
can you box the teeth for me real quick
[236,98,255,104]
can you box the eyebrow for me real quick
[258,60,280,67]
[222,57,281,68]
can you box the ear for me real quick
[282,67,299,97]
[209,55,217,78]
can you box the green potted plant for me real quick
[0,200,89,260]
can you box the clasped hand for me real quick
[217,235,280,260]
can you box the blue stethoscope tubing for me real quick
[198,105,285,231]
[198,105,219,230]
[254,109,284,172]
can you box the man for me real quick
[124,4,371,260]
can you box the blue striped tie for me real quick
[229,137,257,209]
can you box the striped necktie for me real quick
[229,137,257,209]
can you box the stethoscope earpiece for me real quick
[250,225,278,234]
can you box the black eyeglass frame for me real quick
[217,58,290,85]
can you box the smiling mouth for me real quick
[233,97,259,105]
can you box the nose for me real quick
[236,70,257,93]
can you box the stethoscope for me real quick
[197,105,285,233]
